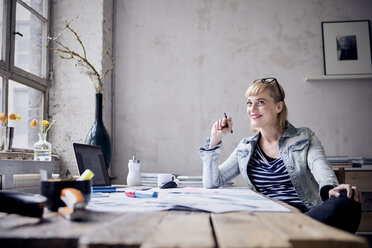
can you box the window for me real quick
[0,1,4,60]
[9,80,43,148]
[15,1,48,77]
[0,0,51,150]
[0,77,2,111]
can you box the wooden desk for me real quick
[0,209,367,247]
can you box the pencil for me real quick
[224,112,233,133]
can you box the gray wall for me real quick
[113,0,372,184]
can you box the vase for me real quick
[85,93,112,170]
[34,133,52,161]
[1,126,14,151]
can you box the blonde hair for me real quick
[245,80,287,133]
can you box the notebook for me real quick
[73,143,111,186]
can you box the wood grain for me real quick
[344,171,372,192]
[256,212,368,248]
[0,211,118,248]
[1,198,369,247]
[211,211,291,248]
[79,211,167,248]
[141,211,215,248]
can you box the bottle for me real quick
[127,155,141,186]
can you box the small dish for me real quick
[0,191,46,218]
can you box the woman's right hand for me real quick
[209,116,233,149]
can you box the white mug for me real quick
[157,173,175,187]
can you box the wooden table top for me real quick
[0,208,367,248]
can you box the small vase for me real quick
[1,126,14,151]
[85,93,112,169]
[34,133,52,161]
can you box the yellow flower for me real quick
[0,113,6,123]
[30,118,56,135]
[30,119,38,128]
[0,113,21,126]
[8,113,17,120]
[41,120,50,127]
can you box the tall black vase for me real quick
[85,93,112,170]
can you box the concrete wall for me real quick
[49,0,113,175]
[113,0,372,184]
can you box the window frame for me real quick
[0,0,52,150]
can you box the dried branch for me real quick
[101,45,115,81]
[47,18,114,94]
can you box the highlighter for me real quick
[78,169,94,181]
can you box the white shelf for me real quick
[304,74,372,82]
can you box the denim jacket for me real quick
[200,122,339,209]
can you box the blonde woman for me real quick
[200,78,362,233]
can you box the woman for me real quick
[200,78,362,233]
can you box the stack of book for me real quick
[175,176,234,188]
[140,173,159,186]
[175,176,203,188]
[140,174,236,188]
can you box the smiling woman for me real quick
[246,78,287,134]
[200,77,363,233]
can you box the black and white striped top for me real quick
[247,145,307,210]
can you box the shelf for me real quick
[304,74,372,82]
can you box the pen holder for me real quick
[41,180,92,211]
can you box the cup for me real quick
[40,179,92,211]
[157,173,175,187]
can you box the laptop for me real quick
[73,143,111,187]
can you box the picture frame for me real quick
[321,20,372,75]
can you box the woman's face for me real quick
[246,90,283,131]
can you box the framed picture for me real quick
[322,20,372,75]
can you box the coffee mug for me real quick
[157,173,175,187]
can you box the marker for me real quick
[59,188,87,221]
[78,169,94,181]
[125,191,158,198]
[93,186,117,193]
[223,112,233,133]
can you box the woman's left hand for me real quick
[329,184,363,203]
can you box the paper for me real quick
[86,187,291,213]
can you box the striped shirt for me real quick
[247,145,307,210]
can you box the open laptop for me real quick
[73,143,111,186]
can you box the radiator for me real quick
[13,174,41,188]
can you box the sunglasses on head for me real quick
[253,77,284,100]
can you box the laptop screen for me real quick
[73,143,111,186]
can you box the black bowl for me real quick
[40,180,92,211]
